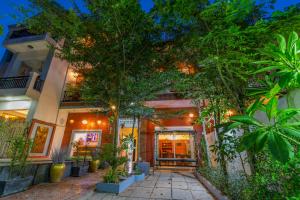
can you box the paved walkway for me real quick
[1,170,107,200]
[80,171,214,200]
[1,170,214,200]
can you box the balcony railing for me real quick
[62,91,81,102]
[0,76,30,89]
[33,76,44,92]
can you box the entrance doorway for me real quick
[156,131,196,166]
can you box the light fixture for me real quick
[226,110,234,117]
[189,113,194,118]
[111,105,116,110]
[69,119,74,124]
[82,120,88,125]
[97,120,102,125]
[4,115,9,119]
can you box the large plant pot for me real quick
[137,162,150,176]
[134,173,145,182]
[89,160,100,173]
[50,163,66,183]
[71,164,89,177]
[0,176,33,197]
[96,175,135,194]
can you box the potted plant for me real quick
[50,148,67,183]
[133,165,145,182]
[0,135,34,197]
[96,144,136,194]
[89,148,100,173]
[70,141,89,177]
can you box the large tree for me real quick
[23,0,177,149]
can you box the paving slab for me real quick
[130,186,154,198]
[172,181,188,189]
[172,188,194,200]
[151,187,172,199]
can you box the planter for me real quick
[50,163,66,183]
[136,162,150,176]
[134,173,145,182]
[71,164,89,177]
[96,175,135,194]
[89,160,100,173]
[0,176,33,197]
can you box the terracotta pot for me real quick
[89,160,100,173]
[50,163,66,183]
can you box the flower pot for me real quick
[71,164,89,177]
[89,160,100,173]
[50,163,66,183]
[0,176,33,197]
[134,173,145,182]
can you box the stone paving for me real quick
[80,170,214,200]
[1,170,107,200]
[0,170,214,200]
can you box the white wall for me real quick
[33,52,68,124]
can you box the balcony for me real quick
[0,72,43,101]
[3,26,56,53]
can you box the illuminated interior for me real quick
[0,110,28,121]
[120,127,138,161]
[158,132,195,166]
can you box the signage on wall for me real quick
[86,132,98,142]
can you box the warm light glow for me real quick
[82,120,88,125]
[189,113,194,118]
[4,115,9,119]
[69,119,74,124]
[90,122,95,127]
[97,120,102,125]
[225,109,236,117]
[111,105,116,110]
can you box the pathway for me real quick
[1,170,214,200]
[80,170,214,200]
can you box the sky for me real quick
[0,0,299,58]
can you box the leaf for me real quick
[277,108,300,123]
[254,132,268,152]
[278,72,294,88]
[230,115,263,127]
[287,31,299,56]
[266,96,278,120]
[246,98,262,116]
[281,127,300,138]
[266,83,281,98]
[238,132,260,152]
[268,132,294,163]
[254,65,284,74]
[276,34,286,53]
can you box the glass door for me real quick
[157,132,195,166]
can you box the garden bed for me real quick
[194,171,228,200]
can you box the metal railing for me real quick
[62,91,81,102]
[0,76,30,89]
[33,76,44,92]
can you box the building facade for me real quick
[0,26,216,167]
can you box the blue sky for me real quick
[0,0,299,57]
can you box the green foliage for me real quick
[51,148,67,164]
[103,168,119,183]
[255,31,300,89]
[7,135,33,178]
[100,143,127,171]
[242,151,300,200]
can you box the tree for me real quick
[23,0,177,153]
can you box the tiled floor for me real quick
[1,170,214,200]
[80,171,215,200]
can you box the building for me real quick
[0,25,217,167]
